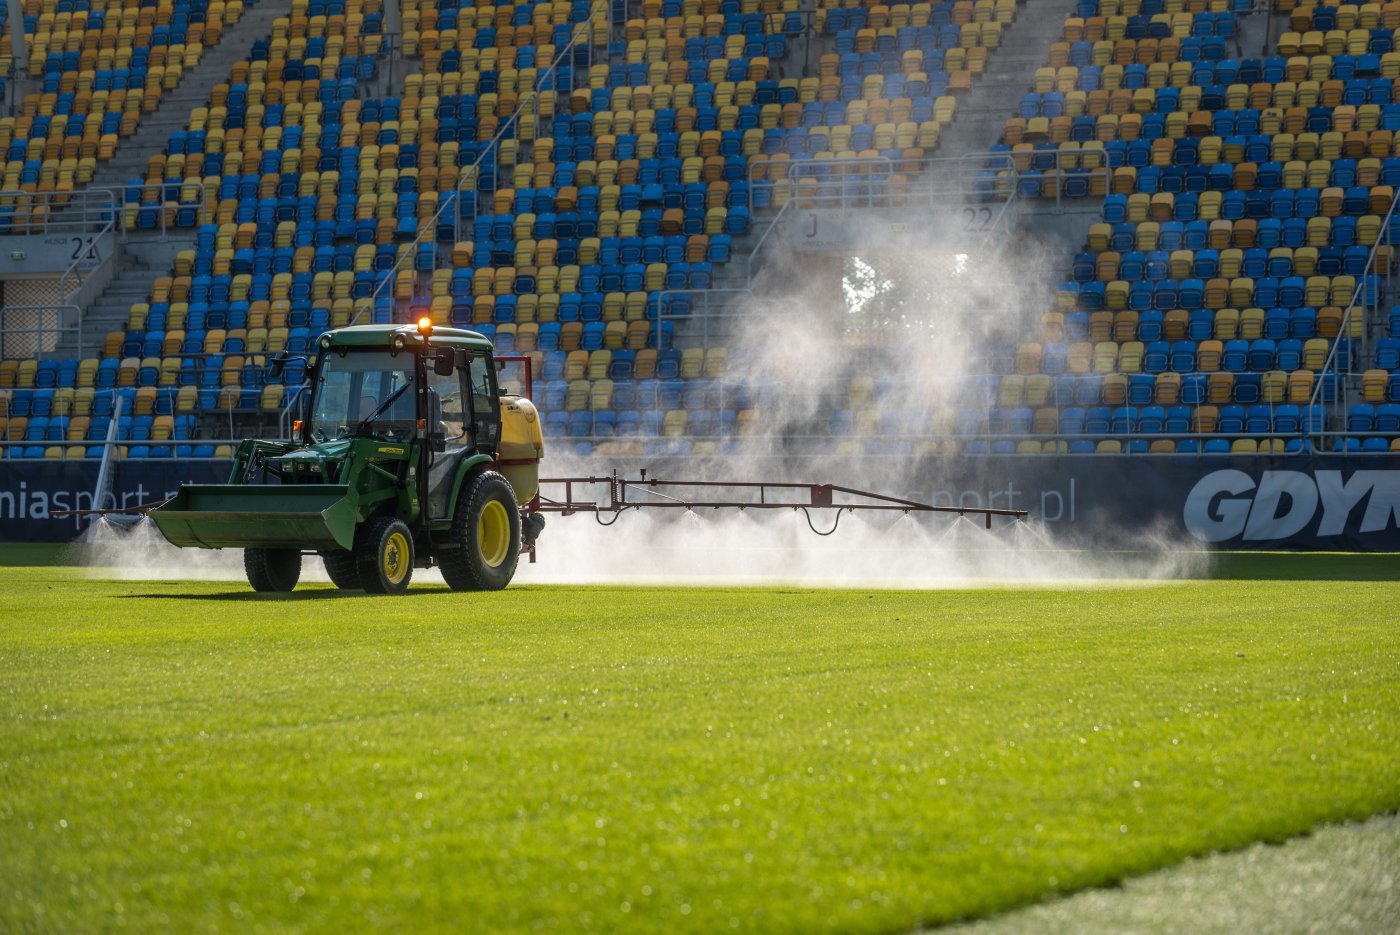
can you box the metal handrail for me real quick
[534,429,1350,443]
[0,188,118,235]
[756,153,974,214]
[742,151,1029,286]
[789,154,1017,210]
[990,147,1114,214]
[0,398,1379,459]
[88,391,124,498]
[748,149,1110,216]
[5,439,1393,458]
[782,154,900,210]
[347,0,608,329]
[1303,185,1400,445]
[110,180,208,241]
[781,153,1021,236]
[277,383,309,440]
[0,189,119,359]
[0,183,205,242]
[57,204,118,300]
[523,426,1397,454]
[0,305,84,358]
[743,192,795,286]
[0,438,247,461]
[651,286,756,349]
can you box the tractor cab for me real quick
[149,321,544,594]
[300,323,499,451]
[290,323,507,520]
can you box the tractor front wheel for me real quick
[245,548,302,592]
[320,550,361,589]
[440,471,521,591]
[356,517,415,595]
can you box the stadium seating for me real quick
[1,0,1024,458]
[7,0,1396,458]
[0,0,253,233]
[747,0,1016,208]
[970,0,1400,453]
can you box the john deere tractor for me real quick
[149,321,546,593]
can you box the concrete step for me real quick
[924,3,1068,160]
[51,262,170,357]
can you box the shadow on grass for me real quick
[118,587,465,601]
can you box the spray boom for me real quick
[531,471,1028,537]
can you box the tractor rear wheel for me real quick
[245,548,301,592]
[356,516,415,595]
[440,471,520,591]
[320,550,361,589]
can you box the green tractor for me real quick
[149,321,546,594]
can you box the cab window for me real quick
[467,353,500,452]
[427,364,469,447]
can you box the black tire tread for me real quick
[244,548,301,592]
[320,550,361,589]
[355,516,414,595]
[439,471,521,592]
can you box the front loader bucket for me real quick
[149,484,358,551]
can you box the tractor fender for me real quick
[443,452,500,517]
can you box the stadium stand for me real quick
[966,0,1400,454]
[0,0,1027,458]
[0,0,254,232]
[2,0,1398,460]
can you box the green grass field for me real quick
[1,552,1397,934]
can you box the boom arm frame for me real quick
[531,470,1028,534]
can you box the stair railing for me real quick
[1304,185,1400,451]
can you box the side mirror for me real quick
[434,347,456,377]
[268,350,288,380]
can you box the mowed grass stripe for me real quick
[1,570,1397,934]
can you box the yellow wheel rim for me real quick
[477,499,511,568]
[383,530,410,585]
